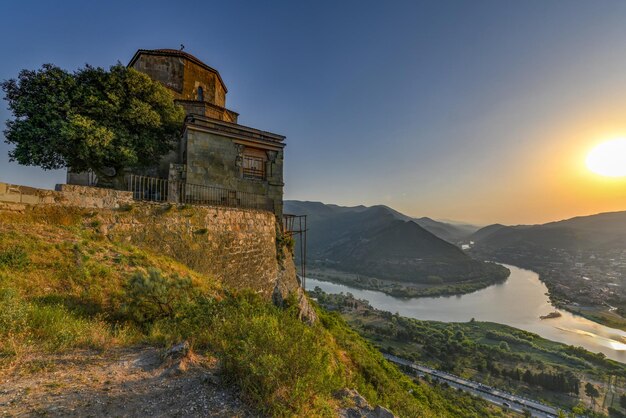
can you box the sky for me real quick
[1,0,626,225]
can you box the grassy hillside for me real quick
[0,206,505,417]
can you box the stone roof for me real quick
[128,48,228,93]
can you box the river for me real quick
[307,264,626,363]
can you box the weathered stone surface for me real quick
[164,341,190,361]
[184,121,285,219]
[0,182,133,209]
[373,405,396,418]
[336,388,398,418]
[99,203,284,298]
[272,247,317,324]
[130,51,224,106]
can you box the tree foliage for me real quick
[584,382,600,401]
[2,63,185,185]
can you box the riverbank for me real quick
[306,262,510,298]
[309,288,626,415]
[557,303,626,333]
[307,264,626,363]
[508,265,626,333]
[467,250,626,334]
[506,263,626,333]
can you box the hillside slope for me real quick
[0,204,503,417]
[285,200,475,244]
[284,201,509,295]
[413,216,478,243]
[471,210,626,251]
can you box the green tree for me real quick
[2,63,185,188]
[621,393,626,410]
[585,382,600,409]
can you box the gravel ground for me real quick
[0,347,256,418]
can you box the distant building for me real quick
[68,48,286,218]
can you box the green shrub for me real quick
[122,269,198,325]
[209,293,341,417]
[0,246,30,269]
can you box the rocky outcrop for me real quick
[336,388,397,418]
[273,247,317,324]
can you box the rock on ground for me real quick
[336,388,397,418]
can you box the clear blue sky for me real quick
[2,0,626,224]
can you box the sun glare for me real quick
[586,138,626,177]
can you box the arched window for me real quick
[197,86,204,101]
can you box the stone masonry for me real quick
[0,182,133,211]
[0,182,301,302]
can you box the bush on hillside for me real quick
[0,246,30,269]
[122,269,198,325]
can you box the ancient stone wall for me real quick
[184,129,284,219]
[0,182,133,211]
[131,54,226,108]
[101,204,295,298]
[0,182,299,300]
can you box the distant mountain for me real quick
[285,201,475,244]
[284,200,507,286]
[471,211,626,251]
[413,217,478,243]
[468,224,507,243]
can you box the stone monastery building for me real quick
[68,48,286,218]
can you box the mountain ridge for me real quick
[284,200,509,295]
[470,210,626,250]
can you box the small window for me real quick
[197,86,204,101]
[242,155,266,180]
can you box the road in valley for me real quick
[383,354,560,418]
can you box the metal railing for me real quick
[283,214,308,289]
[127,174,274,212]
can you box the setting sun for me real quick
[586,138,626,177]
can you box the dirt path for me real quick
[0,347,255,417]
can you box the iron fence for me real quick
[127,174,274,212]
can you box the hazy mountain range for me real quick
[469,210,626,251]
[283,201,505,287]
